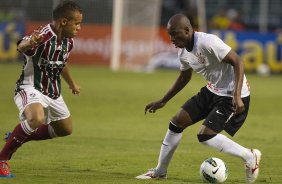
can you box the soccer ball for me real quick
[256,64,270,76]
[200,157,228,183]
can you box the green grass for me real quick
[0,63,281,184]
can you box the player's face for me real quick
[62,11,83,38]
[167,26,189,48]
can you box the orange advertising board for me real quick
[26,21,112,65]
[25,21,175,68]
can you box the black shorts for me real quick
[182,86,250,136]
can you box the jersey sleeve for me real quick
[18,25,49,57]
[17,35,38,56]
[202,34,231,62]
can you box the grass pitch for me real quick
[0,63,281,184]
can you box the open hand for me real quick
[70,83,81,96]
[145,100,166,114]
[30,26,44,47]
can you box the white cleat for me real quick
[245,149,262,183]
[136,168,167,180]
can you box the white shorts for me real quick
[14,87,70,124]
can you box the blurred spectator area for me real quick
[0,0,282,31]
[205,0,282,31]
[22,0,113,24]
[161,0,282,32]
[0,0,24,22]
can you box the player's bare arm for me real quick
[222,50,245,114]
[145,68,192,114]
[17,27,44,53]
[61,64,81,95]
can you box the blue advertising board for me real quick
[211,30,282,72]
[0,21,24,61]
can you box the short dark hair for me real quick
[53,0,82,20]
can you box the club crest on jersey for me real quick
[195,52,207,65]
[29,93,36,97]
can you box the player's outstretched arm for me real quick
[145,68,192,114]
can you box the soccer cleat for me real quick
[245,149,261,183]
[136,168,167,179]
[0,161,14,178]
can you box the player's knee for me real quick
[171,110,193,129]
[60,127,72,136]
[51,118,73,137]
[66,126,73,135]
[169,121,184,133]
[27,115,45,129]
[197,125,219,142]
[197,134,217,142]
[170,116,187,129]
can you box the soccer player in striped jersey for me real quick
[136,14,261,183]
[0,0,83,178]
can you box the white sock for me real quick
[201,134,253,162]
[155,129,182,174]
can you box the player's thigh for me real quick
[202,99,234,134]
[45,95,71,136]
[50,117,72,136]
[171,108,194,128]
[224,96,250,136]
[14,88,46,128]
[175,93,208,128]
[24,103,45,128]
[46,95,70,124]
